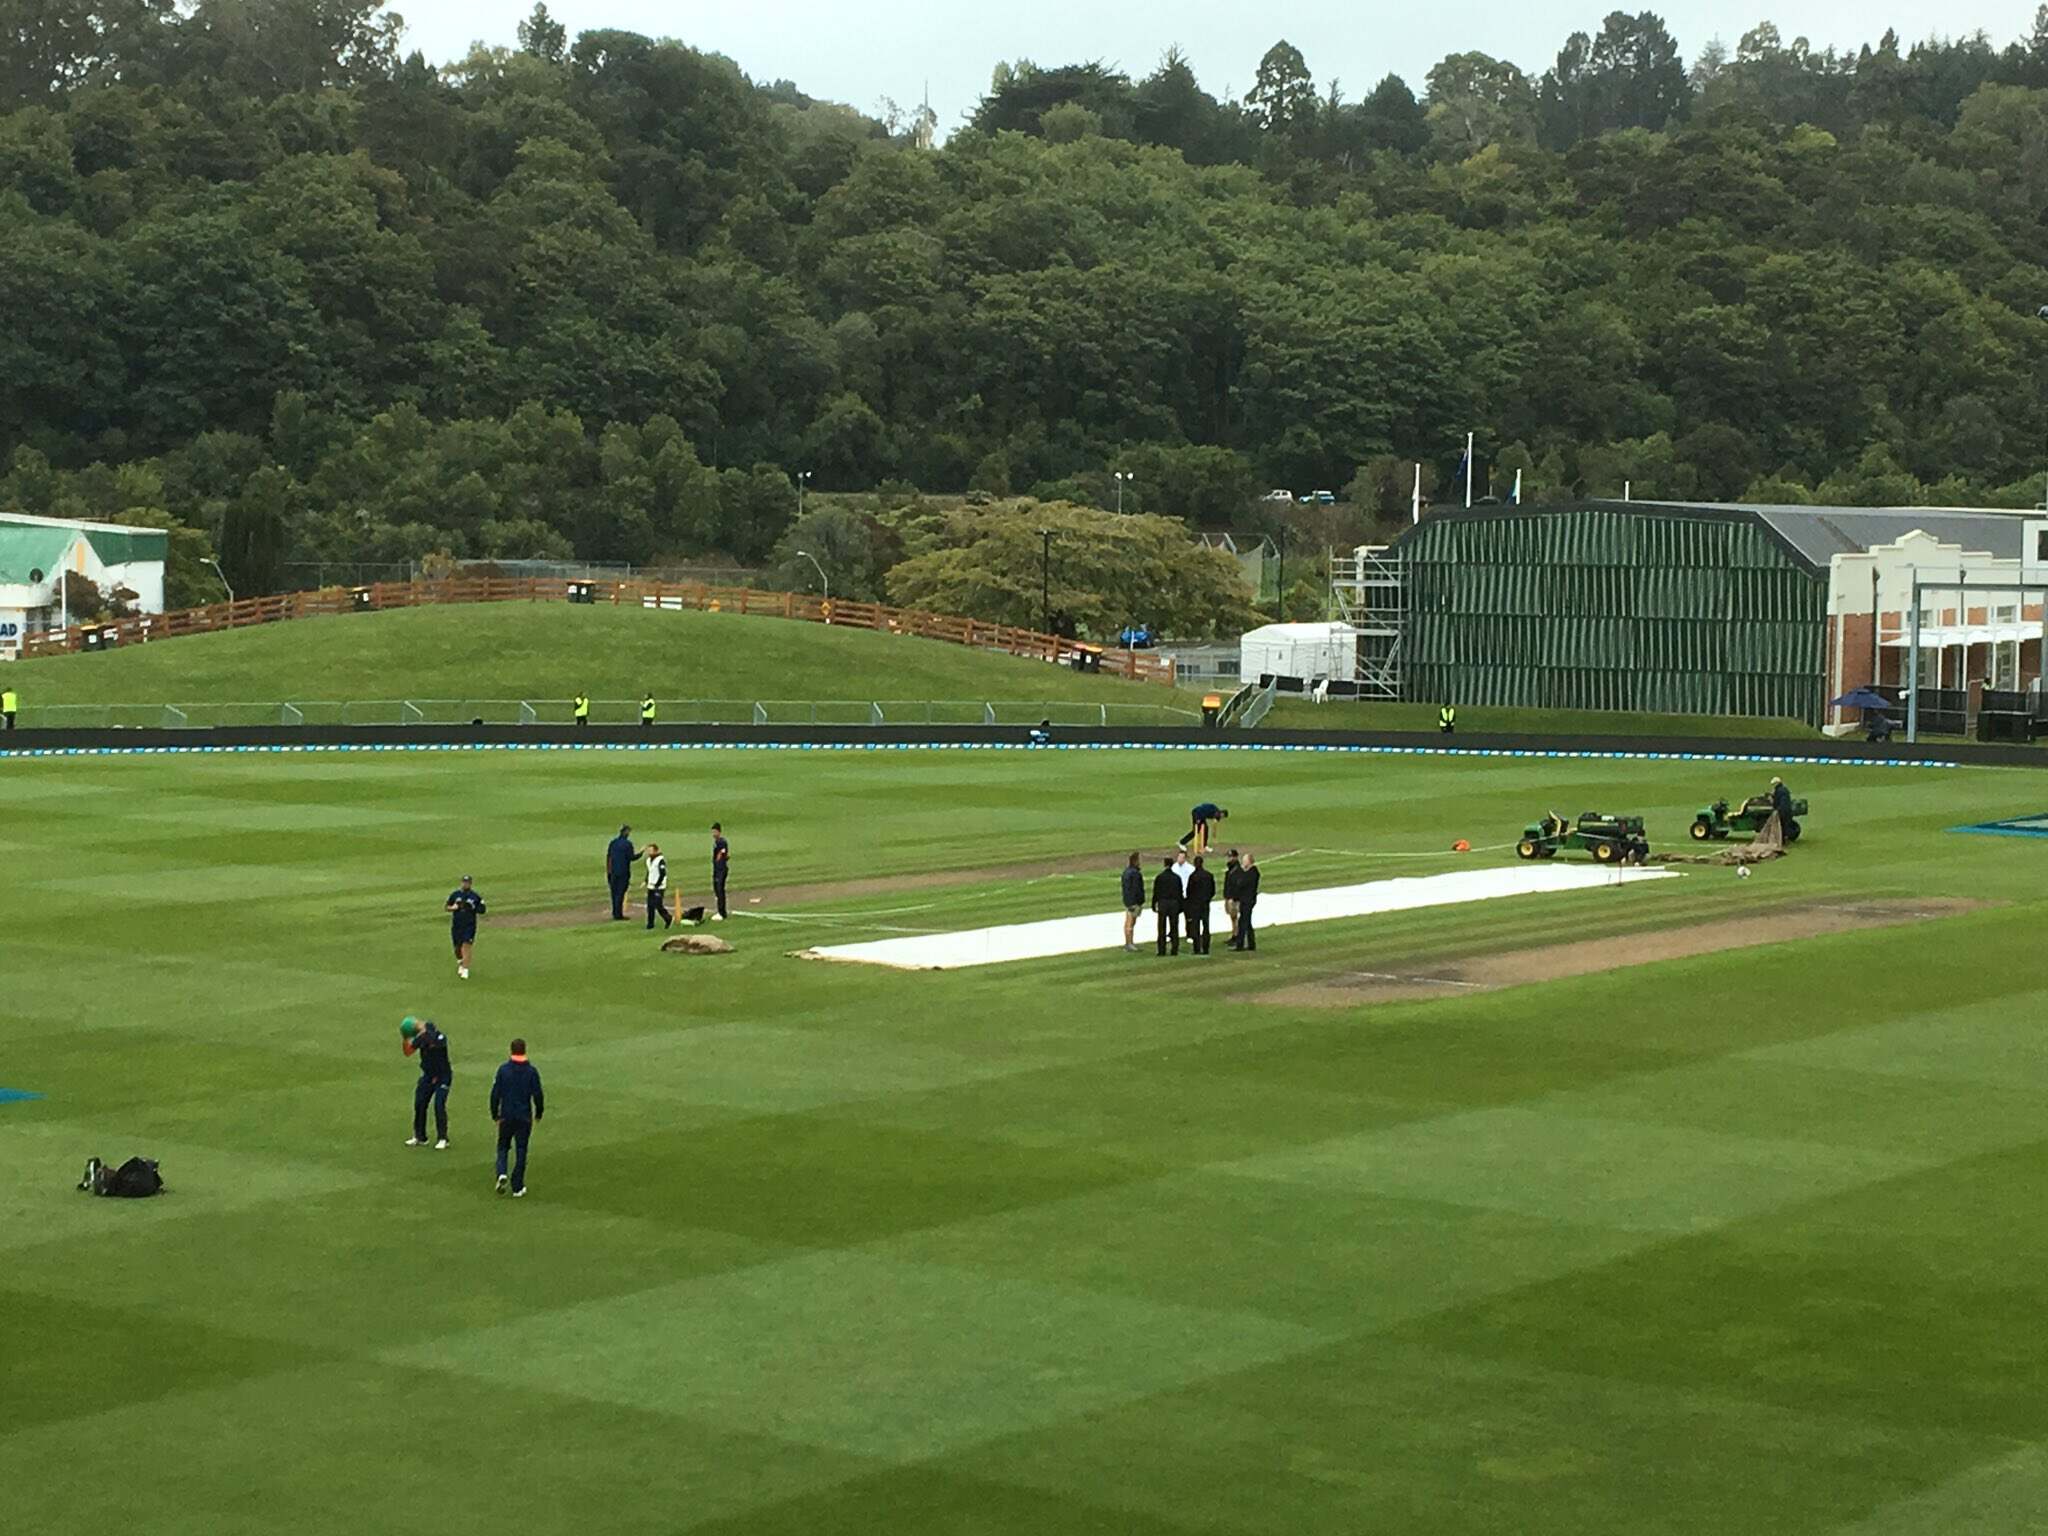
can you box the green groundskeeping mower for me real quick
[1690,795,1806,842]
[1516,811,1651,865]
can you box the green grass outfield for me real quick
[5,742,2047,1534]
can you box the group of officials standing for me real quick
[1122,847,1261,956]
[606,823,732,928]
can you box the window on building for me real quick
[1916,646,1943,689]
[1994,640,2020,691]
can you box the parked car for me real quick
[1312,489,1336,504]
[1118,624,1157,648]
[1260,488,1293,502]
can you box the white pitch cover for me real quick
[802,864,1680,971]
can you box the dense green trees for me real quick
[886,502,1259,638]
[7,0,2048,628]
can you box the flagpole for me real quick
[1411,461,1421,525]
[1512,468,1522,506]
[1465,431,1474,509]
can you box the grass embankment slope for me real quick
[3,745,2046,1533]
[4,603,1178,712]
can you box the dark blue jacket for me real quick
[607,834,637,883]
[1121,865,1144,906]
[446,889,485,930]
[409,1024,451,1086]
[712,835,729,877]
[1191,802,1222,822]
[491,1058,544,1122]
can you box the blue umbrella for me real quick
[1830,689,1893,710]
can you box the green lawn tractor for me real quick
[1516,811,1651,865]
[1690,795,1806,843]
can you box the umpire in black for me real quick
[606,825,640,921]
[1185,855,1216,954]
[710,822,730,920]
[1151,855,1183,956]
[1232,851,1262,951]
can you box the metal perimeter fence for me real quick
[15,698,1203,731]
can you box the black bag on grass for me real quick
[78,1156,164,1197]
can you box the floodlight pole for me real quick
[1906,569,1921,744]
[795,549,828,604]
[1038,528,1054,634]
[795,469,813,522]
[1114,471,1132,514]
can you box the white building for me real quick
[0,513,168,657]
[1823,520,2048,724]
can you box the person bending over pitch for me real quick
[1179,803,1227,855]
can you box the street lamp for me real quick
[1114,470,1133,514]
[1039,528,1055,635]
[794,548,828,604]
[795,469,813,521]
[202,557,235,604]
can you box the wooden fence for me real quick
[16,576,1178,686]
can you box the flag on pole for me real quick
[1411,461,1422,524]
[1458,433,1474,509]
[1511,468,1522,506]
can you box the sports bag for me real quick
[78,1156,164,1198]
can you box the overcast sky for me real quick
[397,2,2042,136]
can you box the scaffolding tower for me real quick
[1328,545,1406,698]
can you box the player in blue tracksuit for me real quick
[490,1039,545,1197]
[606,826,640,921]
[403,1021,452,1148]
[445,876,485,980]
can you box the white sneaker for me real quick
[512,1187,527,1198]
[405,1137,425,1146]
[434,1139,448,1150]
[458,967,469,980]
[495,1173,508,1193]
[712,913,724,922]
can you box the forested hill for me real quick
[8,1,2048,601]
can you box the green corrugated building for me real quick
[1383,499,2035,724]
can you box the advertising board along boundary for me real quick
[798,862,1681,971]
